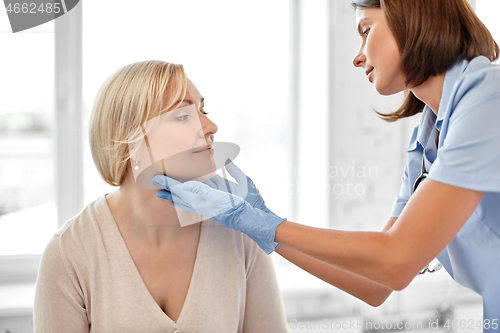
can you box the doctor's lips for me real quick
[365,67,374,81]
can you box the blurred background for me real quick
[0,0,498,331]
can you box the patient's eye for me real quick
[200,109,208,115]
[176,114,190,121]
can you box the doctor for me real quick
[152,0,500,325]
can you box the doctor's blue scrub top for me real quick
[390,56,500,325]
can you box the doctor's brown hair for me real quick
[352,0,499,121]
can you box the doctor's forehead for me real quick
[355,8,383,33]
[355,7,376,22]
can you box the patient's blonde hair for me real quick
[89,60,187,186]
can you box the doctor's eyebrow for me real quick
[357,18,368,35]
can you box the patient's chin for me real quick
[192,170,216,183]
[165,168,216,183]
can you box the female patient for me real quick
[33,60,288,333]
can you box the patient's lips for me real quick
[193,144,213,154]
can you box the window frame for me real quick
[0,2,83,283]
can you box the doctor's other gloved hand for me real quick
[151,166,286,254]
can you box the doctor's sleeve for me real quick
[33,236,89,333]
[428,95,500,192]
[241,235,288,333]
[389,125,419,218]
[390,162,412,218]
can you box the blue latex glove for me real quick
[152,163,286,254]
[202,160,277,216]
[154,159,276,214]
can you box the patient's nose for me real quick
[200,114,217,139]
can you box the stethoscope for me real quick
[413,152,443,275]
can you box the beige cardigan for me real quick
[33,196,288,333]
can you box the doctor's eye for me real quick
[200,109,209,115]
[363,28,370,36]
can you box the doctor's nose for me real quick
[353,50,365,68]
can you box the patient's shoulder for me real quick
[46,195,111,271]
[56,195,107,236]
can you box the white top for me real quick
[33,195,288,333]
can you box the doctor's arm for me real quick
[275,217,397,307]
[275,179,485,291]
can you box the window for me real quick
[477,0,500,64]
[0,15,56,257]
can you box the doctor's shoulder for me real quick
[450,56,500,111]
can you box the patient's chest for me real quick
[124,229,200,323]
[134,253,196,322]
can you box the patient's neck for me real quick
[106,171,200,251]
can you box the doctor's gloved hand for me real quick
[151,174,286,254]
[202,160,278,216]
